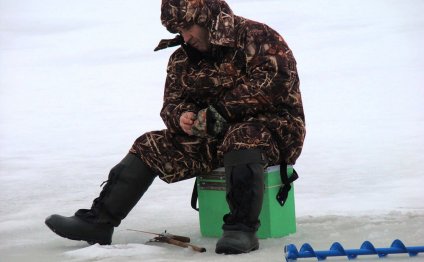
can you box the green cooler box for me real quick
[197,165,296,238]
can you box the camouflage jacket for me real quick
[158,0,305,164]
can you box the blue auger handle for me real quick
[285,239,424,261]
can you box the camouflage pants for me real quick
[129,122,281,183]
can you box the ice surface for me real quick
[1,0,423,261]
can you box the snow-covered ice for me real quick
[1,0,423,261]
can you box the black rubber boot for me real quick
[45,153,156,245]
[215,149,266,254]
[45,214,114,245]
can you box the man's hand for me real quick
[192,106,228,138]
[179,111,196,135]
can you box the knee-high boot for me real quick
[215,149,266,254]
[45,153,156,245]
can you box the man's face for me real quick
[180,24,210,52]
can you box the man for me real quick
[45,0,305,254]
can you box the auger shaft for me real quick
[285,239,424,261]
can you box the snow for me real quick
[1,0,423,261]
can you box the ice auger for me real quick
[285,239,424,261]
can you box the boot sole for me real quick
[45,219,111,245]
[215,244,259,254]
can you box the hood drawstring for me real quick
[154,34,207,65]
[154,35,184,51]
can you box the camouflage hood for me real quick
[160,0,236,47]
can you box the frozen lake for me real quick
[1,0,423,261]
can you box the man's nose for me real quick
[181,30,192,43]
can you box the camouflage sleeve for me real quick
[160,49,199,133]
[215,23,299,121]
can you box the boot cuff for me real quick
[223,149,267,167]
